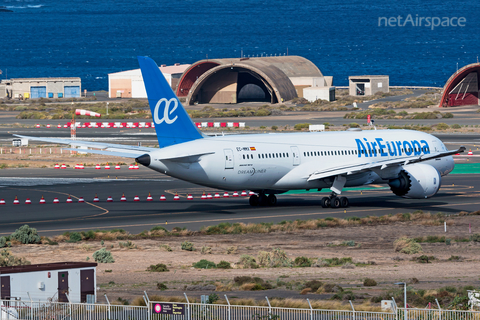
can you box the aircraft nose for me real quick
[136,154,151,167]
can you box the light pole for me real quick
[395,282,407,320]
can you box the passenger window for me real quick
[276,153,278,158]
[243,155,245,159]
[304,152,306,157]
[269,154,271,158]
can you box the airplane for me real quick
[15,56,465,208]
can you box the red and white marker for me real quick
[207,193,213,199]
[468,149,473,155]
[173,194,180,201]
[66,196,73,203]
[46,124,51,128]
[128,164,134,170]
[61,164,67,169]
[75,109,101,117]
[115,165,121,170]
[187,194,193,200]
[133,195,140,202]
[54,164,60,169]
[95,164,101,170]
[13,196,20,205]
[232,191,239,197]
[36,124,41,128]
[75,164,85,169]
[214,193,220,199]
[107,196,113,202]
[63,124,68,128]
[25,198,32,204]
[78,197,85,203]
[104,163,110,169]
[39,196,46,204]
[0,199,5,205]
[120,193,127,202]
[146,193,153,201]
[53,197,60,204]
[223,192,229,198]
[241,190,247,197]
[57,124,62,128]
[249,191,255,196]
[201,193,207,199]
[93,194,100,202]
[160,195,166,201]
[134,164,139,170]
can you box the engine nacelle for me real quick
[388,163,441,199]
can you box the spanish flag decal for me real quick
[250,147,256,151]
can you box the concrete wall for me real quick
[4,267,96,303]
[303,86,335,102]
[109,79,132,98]
[289,76,325,87]
[198,70,238,103]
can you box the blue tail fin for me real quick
[138,56,203,148]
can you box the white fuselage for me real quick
[147,129,454,192]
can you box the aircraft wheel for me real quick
[267,194,277,206]
[321,197,331,208]
[249,194,259,206]
[339,196,349,208]
[330,197,341,208]
[258,194,268,206]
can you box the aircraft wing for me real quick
[307,146,465,181]
[13,134,156,158]
[13,134,215,161]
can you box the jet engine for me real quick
[388,163,441,199]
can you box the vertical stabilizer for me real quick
[138,56,203,147]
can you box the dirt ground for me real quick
[8,215,480,304]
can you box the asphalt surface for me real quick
[1,90,479,237]
[0,167,478,236]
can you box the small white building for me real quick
[0,262,97,303]
[303,86,335,102]
[108,63,190,98]
[349,75,389,96]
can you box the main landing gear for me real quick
[249,193,277,206]
[321,194,349,208]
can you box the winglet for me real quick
[138,56,203,148]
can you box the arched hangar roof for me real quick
[176,56,323,104]
[440,62,480,107]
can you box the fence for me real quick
[2,298,480,320]
[1,299,148,320]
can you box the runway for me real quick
[0,168,478,236]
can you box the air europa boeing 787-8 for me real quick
[16,56,465,208]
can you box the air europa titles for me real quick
[355,138,430,157]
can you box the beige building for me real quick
[0,78,81,99]
[349,75,389,96]
[108,64,190,98]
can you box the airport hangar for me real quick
[108,56,334,103]
[440,62,480,107]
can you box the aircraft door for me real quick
[290,146,300,166]
[224,149,234,169]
